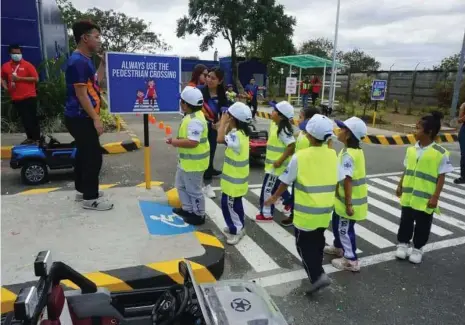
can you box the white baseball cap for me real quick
[335,117,367,140]
[305,114,334,141]
[228,102,252,123]
[180,86,204,106]
[269,101,294,119]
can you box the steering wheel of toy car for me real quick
[152,284,189,325]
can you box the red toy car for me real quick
[249,124,268,163]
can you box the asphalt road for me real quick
[1,114,464,324]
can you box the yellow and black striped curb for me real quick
[1,230,224,314]
[256,111,459,145]
[0,138,141,160]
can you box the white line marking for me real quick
[253,236,465,288]
[368,185,465,231]
[204,197,280,273]
[368,195,452,237]
[366,212,400,234]
[370,178,464,215]
[241,197,301,260]
[388,176,465,197]
[249,189,362,253]
[354,223,395,248]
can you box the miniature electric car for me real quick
[9,136,76,185]
[1,251,288,325]
[249,124,268,163]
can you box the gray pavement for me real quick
[1,132,133,147]
[1,186,208,285]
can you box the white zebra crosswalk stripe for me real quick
[367,195,452,236]
[368,185,465,231]
[204,197,280,273]
[388,176,465,197]
[371,178,464,215]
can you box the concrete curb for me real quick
[0,138,141,159]
[0,230,225,314]
[256,111,459,145]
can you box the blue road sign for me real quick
[106,52,181,114]
[139,201,194,236]
[371,79,387,101]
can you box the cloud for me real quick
[70,0,465,70]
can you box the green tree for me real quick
[433,53,465,71]
[57,0,169,53]
[176,0,295,90]
[340,49,380,72]
[298,37,339,59]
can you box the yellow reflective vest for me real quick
[293,146,338,230]
[400,143,449,214]
[295,131,310,152]
[177,111,210,172]
[221,130,249,197]
[334,148,368,221]
[265,123,292,175]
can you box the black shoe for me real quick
[454,177,465,184]
[172,208,190,217]
[280,216,294,227]
[211,169,222,176]
[182,213,206,226]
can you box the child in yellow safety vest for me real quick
[395,111,454,264]
[281,106,323,227]
[256,101,295,222]
[217,102,252,245]
[166,86,210,226]
[324,117,368,272]
[265,114,337,295]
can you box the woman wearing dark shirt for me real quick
[187,64,208,88]
[201,67,228,198]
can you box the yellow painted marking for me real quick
[136,181,163,187]
[392,135,404,145]
[166,188,181,208]
[62,272,132,292]
[407,134,416,144]
[20,188,60,195]
[146,259,216,284]
[132,138,141,148]
[1,287,17,313]
[103,142,126,154]
[195,231,224,249]
[445,134,454,143]
[362,137,371,144]
[99,184,117,190]
[1,146,13,159]
[377,136,390,145]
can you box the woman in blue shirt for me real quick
[201,67,229,198]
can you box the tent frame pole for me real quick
[321,63,327,104]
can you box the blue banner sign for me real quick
[371,79,387,101]
[106,52,181,114]
[139,200,194,236]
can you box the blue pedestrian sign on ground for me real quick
[106,52,181,114]
[139,201,194,236]
[371,80,387,101]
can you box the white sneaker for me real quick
[226,229,245,245]
[75,191,103,202]
[82,198,114,211]
[223,227,230,234]
[395,243,410,260]
[409,248,423,264]
[323,245,344,257]
[203,185,216,199]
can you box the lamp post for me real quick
[328,0,341,110]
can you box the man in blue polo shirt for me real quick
[64,20,113,211]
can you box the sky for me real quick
[71,0,465,70]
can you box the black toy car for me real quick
[9,136,76,185]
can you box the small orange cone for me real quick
[149,114,156,124]
[165,126,172,136]
[158,121,164,129]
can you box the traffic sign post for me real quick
[371,79,387,127]
[285,77,298,102]
[105,52,181,189]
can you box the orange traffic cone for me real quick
[149,114,156,124]
[165,126,172,136]
[158,121,164,129]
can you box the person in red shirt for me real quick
[300,76,311,108]
[310,75,322,106]
[1,44,41,143]
[146,79,157,107]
